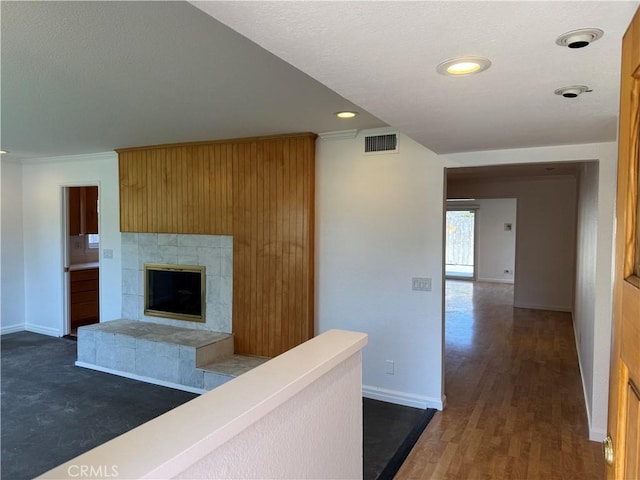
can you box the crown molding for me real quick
[318,129,358,141]
[20,151,117,165]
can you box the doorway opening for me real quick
[63,185,100,337]
[445,207,477,280]
[442,160,594,427]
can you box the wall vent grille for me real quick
[364,133,398,154]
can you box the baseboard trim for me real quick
[573,318,593,435]
[477,278,514,285]
[75,361,206,395]
[589,426,607,442]
[513,302,572,313]
[362,385,444,410]
[571,315,607,442]
[25,324,62,337]
[0,324,25,335]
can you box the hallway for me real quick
[396,281,603,479]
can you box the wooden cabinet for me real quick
[69,186,98,235]
[70,268,99,328]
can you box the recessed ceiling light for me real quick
[556,28,604,48]
[335,111,358,119]
[436,57,491,76]
[0,150,7,155]
[554,85,591,98]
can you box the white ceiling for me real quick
[2,1,639,161]
[196,1,639,154]
[0,1,384,161]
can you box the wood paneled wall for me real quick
[232,136,314,356]
[116,133,316,357]
[119,145,233,234]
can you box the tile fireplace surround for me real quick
[121,233,232,333]
[75,233,249,393]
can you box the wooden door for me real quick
[607,6,640,478]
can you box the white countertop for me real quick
[68,262,99,271]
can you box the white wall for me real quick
[21,153,121,336]
[574,161,598,439]
[445,142,617,441]
[574,160,614,441]
[1,160,26,333]
[448,177,577,311]
[316,130,446,409]
[176,347,362,479]
[475,198,517,283]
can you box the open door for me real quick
[606,6,640,478]
[64,185,100,336]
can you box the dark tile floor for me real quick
[363,398,436,480]
[1,331,433,479]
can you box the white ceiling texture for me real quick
[2,1,639,161]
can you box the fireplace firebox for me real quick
[144,263,206,322]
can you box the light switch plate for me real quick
[412,277,432,291]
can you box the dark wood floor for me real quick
[396,280,603,479]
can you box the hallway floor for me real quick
[396,280,603,479]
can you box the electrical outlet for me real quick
[385,360,394,375]
[412,277,432,291]
[103,249,113,259]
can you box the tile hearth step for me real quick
[199,355,269,390]
[76,319,234,391]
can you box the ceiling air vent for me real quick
[364,133,398,154]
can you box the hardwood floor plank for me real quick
[395,281,603,479]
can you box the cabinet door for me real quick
[68,187,82,236]
[68,186,98,235]
[70,268,99,328]
[84,186,98,234]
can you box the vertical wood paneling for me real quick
[284,138,293,350]
[305,136,315,341]
[118,143,233,234]
[118,133,315,357]
[231,134,316,357]
[295,138,304,348]
[157,149,165,232]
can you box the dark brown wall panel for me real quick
[117,133,315,357]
